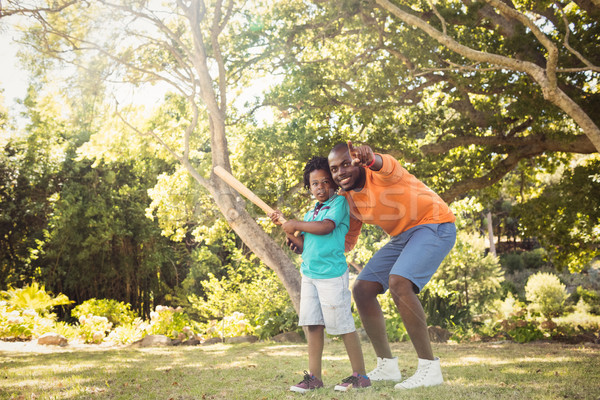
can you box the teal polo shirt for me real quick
[300,194,350,279]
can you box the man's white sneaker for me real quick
[394,357,443,389]
[366,357,402,382]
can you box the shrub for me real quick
[204,311,255,339]
[500,309,545,343]
[107,318,148,344]
[188,263,299,338]
[77,314,113,344]
[500,252,525,273]
[0,282,72,316]
[52,321,80,341]
[0,302,54,340]
[147,305,196,339]
[490,293,524,320]
[0,282,72,340]
[572,287,600,315]
[71,298,137,326]
[525,272,568,317]
[253,304,299,340]
[522,248,548,270]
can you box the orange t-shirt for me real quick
[342,154,455,250]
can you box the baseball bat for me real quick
[214,166,287,224]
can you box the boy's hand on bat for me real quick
[286,237,302,254]
[282,220,298,235]
[269,210,284,226]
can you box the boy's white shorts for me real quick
[298,269,356,335]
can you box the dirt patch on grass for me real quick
[0,339,126,353]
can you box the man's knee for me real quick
[352,280,383,305]
[388,275,418,300]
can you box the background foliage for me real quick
[0,0,598,343]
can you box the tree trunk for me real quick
[214,193,302,312]
[180,0,303,312]
[486,210,496,257]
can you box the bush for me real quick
[0,282,72,340]
[107,318,148,344]
[253,304,299,340]
[147,305,196,339]
[500,252,525,273]
[0,302,54,340]
[500,309,545,343]
[71,298,137,327]
[188,263,299,338]
[77,314,113,344]
[572,287,600,315]
[525,272,568,317]
[522,248,548,270]
[204,311,254,339]
[1,282,72,315]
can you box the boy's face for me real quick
[309,169,336,203]
[328,147,362,191]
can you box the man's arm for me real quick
[348,141,383,171]
[345,215,363,252]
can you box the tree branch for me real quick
[422,132,595,156]
[558,8,600,72]
[374,0,600,152]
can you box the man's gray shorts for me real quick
[357,223,456,293]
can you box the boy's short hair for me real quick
[303,156,338,191]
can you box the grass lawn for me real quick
[1,340,598,399]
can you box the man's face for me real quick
[328,148,362,191]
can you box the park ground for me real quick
[1,340,599,400]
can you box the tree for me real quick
[0,87,65,287]
[374,0,600,152]
[19,0,303,310]
[0,0,76,20]
[263,0,598,202]
[514,158,600,272]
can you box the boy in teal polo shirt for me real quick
[270,156,370,393]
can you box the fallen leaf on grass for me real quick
[85,387,106,394]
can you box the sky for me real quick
[0,17,276,133]
[1,26,28,111]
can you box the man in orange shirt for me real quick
[327,141,456,390]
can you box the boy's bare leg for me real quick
[389,275,433,360]
[341,331,366,375]
[353,280,393,359]
[307,325,325,379]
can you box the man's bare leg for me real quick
[352,279,392,359]
[389,274,433,360]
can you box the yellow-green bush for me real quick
[525,272,568,317]
[0,282,72,340]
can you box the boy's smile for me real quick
[309,169,336,202]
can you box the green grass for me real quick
[1,340,599,399]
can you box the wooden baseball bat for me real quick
[214,166,287,223]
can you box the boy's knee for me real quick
[307,325,324,332]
